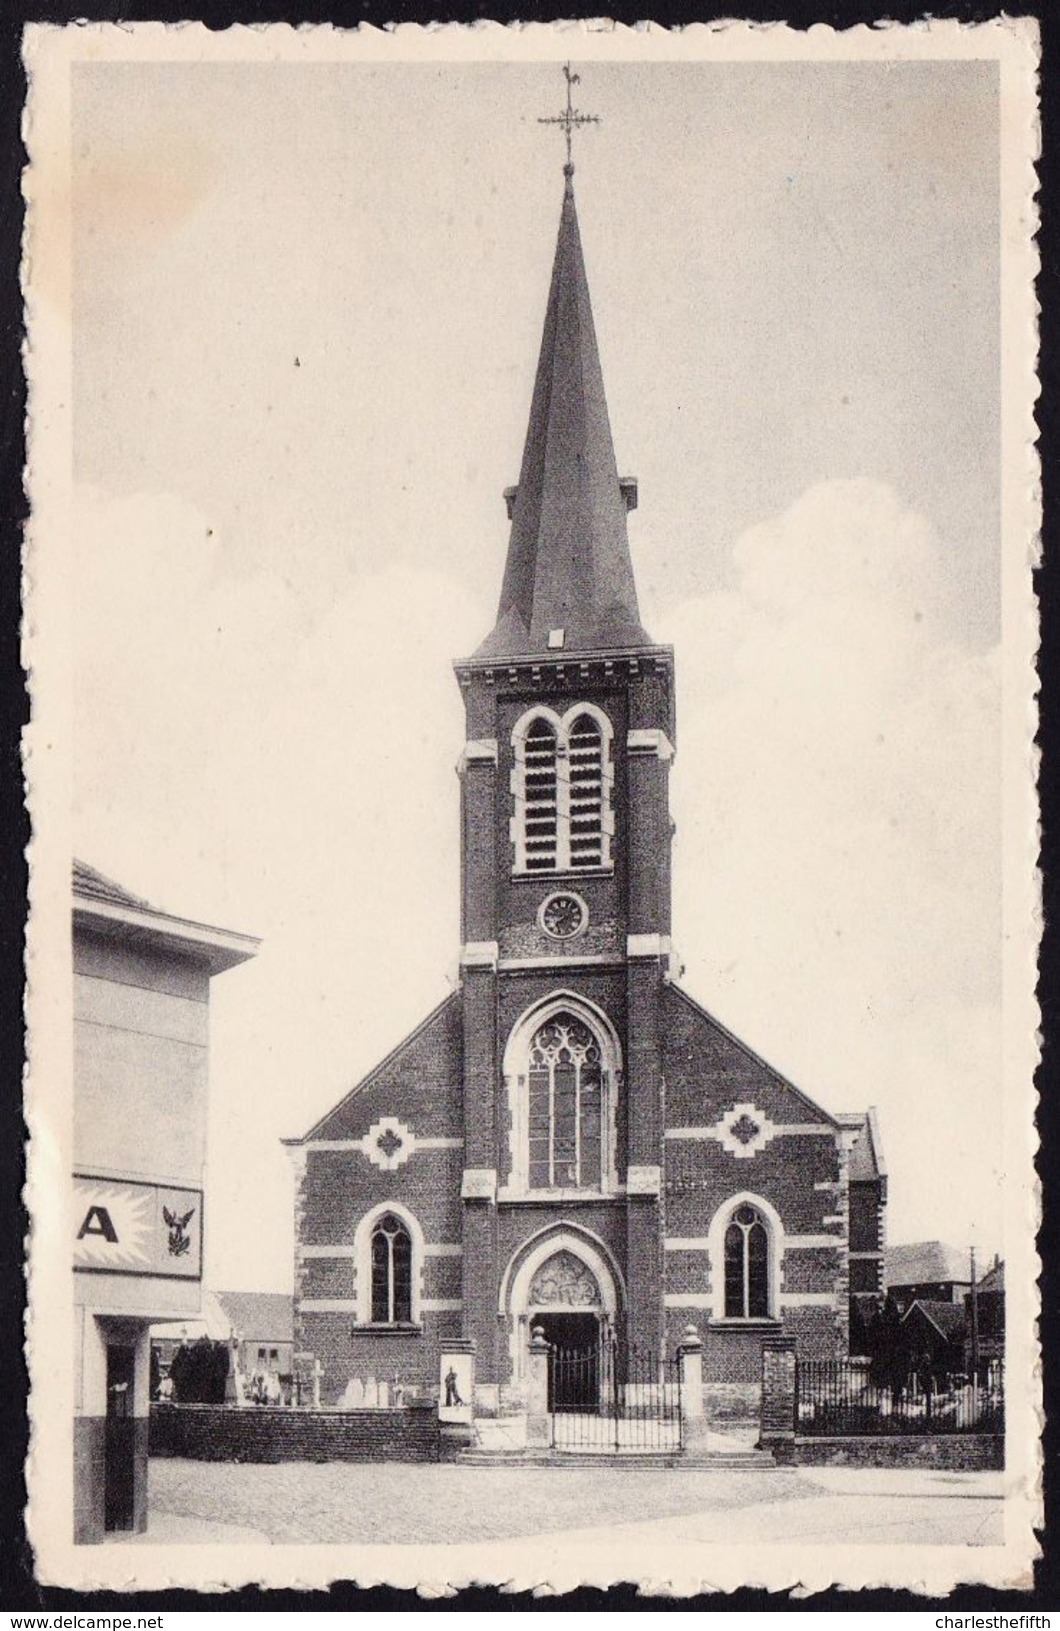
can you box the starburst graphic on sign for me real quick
[74,1181,154,1269]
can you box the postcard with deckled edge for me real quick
[22,17,1040,1596]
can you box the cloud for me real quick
[73,478,1004,1279]
[648,479,1002,1250]
[73,485,484,1287]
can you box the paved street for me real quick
[143,1458,1003,1549]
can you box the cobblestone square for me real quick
[143,1458,1004,1550]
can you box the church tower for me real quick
[453,158,676,1382]
[289,104,885,1427]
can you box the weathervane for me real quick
[538,63,600,176]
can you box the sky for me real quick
[69,56,1004,1291]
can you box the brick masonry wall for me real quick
[492,682,633,942]
[149,1403,441,1463]
[792,1435,1004,1471]
[292,994,466,1402]
[659,982,854,1373]
[301,1311,459,1402]
[760,1341,797,1447]
[308,994,464,1145]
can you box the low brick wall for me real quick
[150,1402,440,1464]
[791,1434,1003,1471]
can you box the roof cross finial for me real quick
[538,63,599,180]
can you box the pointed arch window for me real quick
[511,706,613,874]
[503,998,621,1198]
[724,1203,770,1319]
[528,1014,604,1189]
[370,1213,413,1324]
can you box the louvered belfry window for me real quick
[522,717,560,872]
[512,708,613,874]
[567,713,605,868]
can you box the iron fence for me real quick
[549,1337,683,1452]
[796,1358,1004,1437]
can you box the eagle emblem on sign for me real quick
[163,1205,196,1257]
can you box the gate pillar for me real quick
[526,1325,551,1447]
[760,1336,798,1462]
[678,1323,708,1449]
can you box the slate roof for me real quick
[902,1299,967,1340]
[73,858,260,973]
[977,1260,1005,1294]
[842,1108,886,1182]
[73,859,153,910]
[474,173,653,660]
[214,1290,294,1344]
[885,1241,972,1289]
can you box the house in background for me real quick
[215,1291,295,1386]
[73,861,258,1542]
[884,1241,973,1317]
[152,1289,294,1395]
[899,1299,967,1375]
[966,1258,1005,1371]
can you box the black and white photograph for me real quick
[22,19,1040,1595]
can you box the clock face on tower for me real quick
[539,891,588,940]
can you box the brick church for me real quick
[288,155,886,1417]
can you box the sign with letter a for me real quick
[73,1175,203,1279]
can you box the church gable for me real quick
[304,992,463,1144]
[662,983,837,1131]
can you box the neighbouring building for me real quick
[884,1241,973,1317]
[287,157,886,1420]
[152,1289,295,1395]
[966,1258,1005,1370]
[844,1109,887,1354]
[73,861,258,1541]
[899,1300,967,1375]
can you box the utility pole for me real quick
[970,1246,980,1425]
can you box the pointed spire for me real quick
[473,172,652,660]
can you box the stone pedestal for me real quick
[526,1326,551,1448]
[678,1322,709,1449]
[439,1338,476,1425]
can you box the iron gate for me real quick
[549,1334,683,1452]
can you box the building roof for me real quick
[73,859,153,910]
[902,1299,967,1341]
[885,1241,972,1289]
[152,1289,293,1345]
[473,172,653,660]
[73,858,261,976]
[214,1291,294,1344]
[151,1289,231,1344]
[843,1107,886,1182]
[977,1260,1005,1294]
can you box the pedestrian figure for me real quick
[445,1364,463,1407]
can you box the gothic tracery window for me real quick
[370,1212,413,1324]
[527,1013,604,1190]
[724,1203,770,1319]
[512,707,613,874]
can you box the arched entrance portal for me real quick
[501,1226,624,1410]
[528,1251,603,1411]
